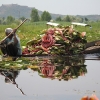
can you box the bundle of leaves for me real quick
[22,25,87,55]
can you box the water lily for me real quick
[16,64,23,67]
[4,63,10,66]
[73,32,77,35]
[68,25,74,34]
[80,32,86,37]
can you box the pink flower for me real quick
[81,94,99,100]
[89,94,99,100]
[81,32,86,37]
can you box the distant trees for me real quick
[61,15,86,23]
[84,17,89,22]
[56,16,62,21]
[0,18,2,24]
[30,8,40,22]
[56,16,79,22]
[41,11,52,21]
[0,9,91,25]
[0,17,6,24]
[64,15,71,22]
[6,16,15,24]
[19,16,26,21]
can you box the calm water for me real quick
[0,55,100,100]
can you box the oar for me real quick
[0,19,27,44]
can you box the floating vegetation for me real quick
[0,55,87,81]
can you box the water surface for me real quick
[0,55,100,100]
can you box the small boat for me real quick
[84,40,100,54]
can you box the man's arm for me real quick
[12,29,18,44]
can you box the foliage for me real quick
[0,57,30,70]
[0,4,100,21]
[0,55,87,81]
[64,15,72,22]
[19,16,26,21]
[41,11,52,21]
[55,16,62,21]
[30,8,40,22]
[0,21,100,55]
[22,24,87,55]
[6,16,15,24]
[85,17,89,22]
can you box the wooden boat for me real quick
[84,40,100,54]
[22,40,100,57]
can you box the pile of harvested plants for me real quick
[22,25,87,55]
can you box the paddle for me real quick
[0,19,27,44]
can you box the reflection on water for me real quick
[30,56,87,81]
[0,55,100,100]
[0,69,25,95]
[0,55,87,81]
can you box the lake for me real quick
[0,54,100,100]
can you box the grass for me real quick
[0,21,100,69]
[0,21,100,50]
[0,22,47,45]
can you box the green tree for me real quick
[2,17,5,21]
[0,19,2,24]
[41,11,52,21]
[85,17,89,22]
[19,16,26,21]
[6,16,15,24]
[64,15,71,22]
[56,16,62,21]
[81,18,84,23]
[30,8,39,22]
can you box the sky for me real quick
[0,0,100,15]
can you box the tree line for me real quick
[0,8,89,25]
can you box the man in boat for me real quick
[0,28,22,60]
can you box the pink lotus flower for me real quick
[89,94,99,100]
[81,94,99,100]
[69,25,74,34]
[81,32,86,37]
[81,96,88,100]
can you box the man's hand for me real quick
[12,29,17,35]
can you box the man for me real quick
[0,28,22,60]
